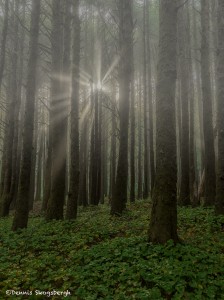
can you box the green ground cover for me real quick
[0,201,224,299]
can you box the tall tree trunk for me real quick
[42,121,51,212]
[201,0,216,206]
[46,0,64,220]
[143,0,149,199]
[65,0,80,220]
[110,95,117,202]
[12,0,41,230]
[130,65,135,203]
[146,0,155,193]
[192,0,204,198]
[79,104,89,207]
[79,9,89,207]
[215,0,224,215]
[178,5,190,206]
[61,0,72,204]
[137,76,143,199]
[28,112,38,211]
[0,1,20,217]
[111,0,133,215]
[149,0,179,244]
[188,2,198,206]
[90,90,100,205]
[12,0,26,209]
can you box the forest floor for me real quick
[0,201,224,300]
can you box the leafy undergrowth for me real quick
[0,201,224,299]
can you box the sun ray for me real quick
[102,54,120,84]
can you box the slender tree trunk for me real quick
[201,0,216,206]
[129,0,135,203]
[36,131,44,202]
[130,66,135,202]
[193,0,204,179]
[146,0,155,193]
[111,0,133,215]
[90,91,100,205]
[187,2,198,206]
[29,104,38,210]
[65,0,80,220]
[178,5,190,206]
[12,0,26,208]
[110,96,117,202]
[61,0,72,204]
[46,0,64,220]
[42,125,51,212]
[12,0,41,230]
[137,76,143,199]
[79,104,88,207]
[79,8,89,207]
[143,0,149,199]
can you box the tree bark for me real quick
[111,0,133,215]
[130,64,135,203]
[12,0,41,230]
[146,0,155,194]
[0,1,20,217]
[46,0,64,220]
[65,0,80,220]
[137,76,143,200]
[178,5,190,206]
[201,0,216,206]
[143,0,149,199]
[149,0,179,244]
[215,0,224,215]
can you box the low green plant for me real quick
[0,202,224,299]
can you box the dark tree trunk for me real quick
[193,0,204,181]
[78,8,89,207]
[215,0,224,215]
[61,0,72,204]
[187,3,198,206]
[130,72,135,203]
[111,0,133,215]
[79,110,88,207]
[178,5,190,206]
[12,0,41,230]
[11,0,26,209]
[149,0,179,244]
[46,0,64,220]
[29,106,38,211]
[101,115,108,203]
[90,91,100,205]
[137,77,143,200]
[143,1,149,199]
[110,95,117,202]
[146,0,155,194]
[42,133,51,212]
[65,0,80,220]
[201,0,216,206]
[35,131,44,202]
[0,1,20,217]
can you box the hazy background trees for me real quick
[0,0,222,243]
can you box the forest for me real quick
[0,0,224,299]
